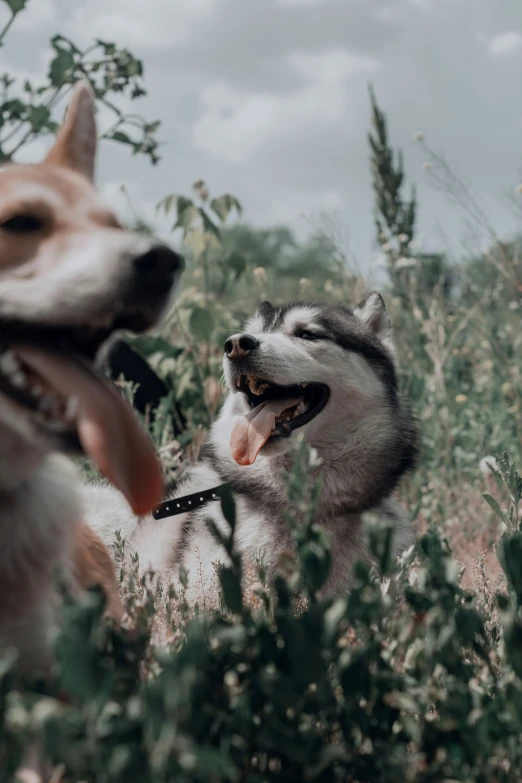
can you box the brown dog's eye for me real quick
[1,215,43,233]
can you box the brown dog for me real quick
[0,82,182,677]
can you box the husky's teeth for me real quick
[247,375,270,396]
[296,402,306,414]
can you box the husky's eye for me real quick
[295,329,320,341]
[1,215,43,233]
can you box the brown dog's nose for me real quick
[224,333,260,359]
[133,244,183,292]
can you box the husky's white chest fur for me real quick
[85,294,418,607]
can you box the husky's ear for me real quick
[257,300,274,319]
[45,82,97,181]
[354,292,395,357]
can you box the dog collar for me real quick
[152,484,228,520]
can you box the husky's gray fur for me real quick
[85,293,418,606]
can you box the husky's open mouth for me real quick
[230,374,330,465]
[0,324,163,514]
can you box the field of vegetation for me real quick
[2,1,522,780]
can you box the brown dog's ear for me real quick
[44,81,97,181]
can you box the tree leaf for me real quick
[126,334,183,363]
[210,194,242,223]
[3,0,28,13]
[156,193,178,216]
[27,104,51,132]
[483,493,506,523]
[219,485,236,535]
[49,48,75,87]
[174,204,200,233]
[111,130,132,144]
[498,531,522,607]
[218,565,243,614]
[225,251,247,280]
[189,305,214,342]
[200,208,220,239]
[174,366,194,401]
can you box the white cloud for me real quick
[193,48,380,163]
[0,0,56,32]
[66,0,217,50]
[99,180,174,241]
[408,0,462,7]
[276,0,336,5]
[15,0,56,30]
[487,31,522,57]
[265,187,344,227]
[375,0,460,22]
[289,49,378,82]
[12,136,51,165]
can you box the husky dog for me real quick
[85,293,417,606]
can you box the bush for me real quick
[3,450,522,782]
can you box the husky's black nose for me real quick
[133,244,183,291]
[224,333,259,359]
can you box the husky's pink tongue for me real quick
[16,347,163,515]
[230,397,301,466]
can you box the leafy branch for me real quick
[368,84,416,290]
[0,7,162,164]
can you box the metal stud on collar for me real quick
[152,484,228,520]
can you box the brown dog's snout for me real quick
[224,333,260,359]
[132,244,183,292]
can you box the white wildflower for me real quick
[422,161,432,171]
[224,671,239,688]
[395,256,416,269]
[324,279,335,294]
[252,266,267,284]
[159,357,177,375]
[414,132,424,141]
[479,455,497,476]
[308,447,323,468]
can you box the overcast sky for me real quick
[2,0,522,270]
